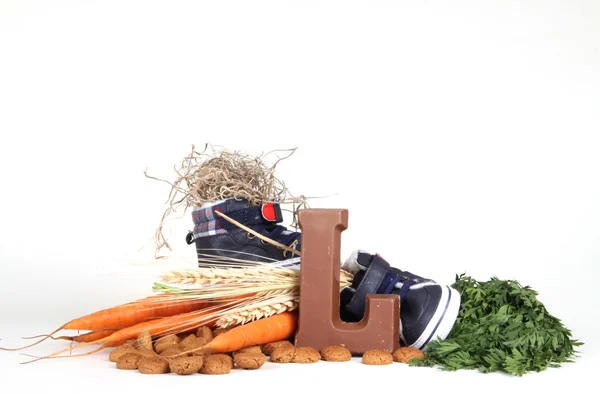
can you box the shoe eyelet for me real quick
[260,239,268,245]
[247,233,256,240]
[283,250,289,258]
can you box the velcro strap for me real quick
[345,254,390,320]
[224,203,283,228]
[261,202,282,222]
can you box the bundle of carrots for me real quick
[1,258,353,364]
[1,295,285,363]
[0,295,225,361]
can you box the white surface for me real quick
[1,1,599,393]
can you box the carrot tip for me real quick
[1,345,34,351]
[22,334,51,340]
[0,337,54,351]
[3,325,67,351]
[20,353,40,358]
[19,353,43,365]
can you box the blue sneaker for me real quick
[340,250,461,349]
[186,198,301,264]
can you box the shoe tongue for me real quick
[356,252,375,268]
[223,198,251,212]
[356,251,432,284]
[346,252,389,291]
[351,269,366,288]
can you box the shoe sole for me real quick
[405,285,461,350]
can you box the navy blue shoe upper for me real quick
[187,198,301,263]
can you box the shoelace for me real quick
[380,272,417,300]
[352,262,419,301]
[250,223,301,252]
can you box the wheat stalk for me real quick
[160,266,298,286]
[212,271,354,328]
[153,280,299,300]
[159,267,354,288]
[216,300,299,328]
[153,257,355,330]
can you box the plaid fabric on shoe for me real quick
[191,200,233,239]
[191,198,285,239]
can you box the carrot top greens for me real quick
[411,274,583,376]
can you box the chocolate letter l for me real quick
[294,209,400,355]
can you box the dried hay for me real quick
[145,144,309,258]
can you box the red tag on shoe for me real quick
[261,203,277,221]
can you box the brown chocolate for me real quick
[294,209,400,355]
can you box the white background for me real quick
[1,1,598,393]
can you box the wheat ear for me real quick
[159,266,298,286]
[216,300,299,328]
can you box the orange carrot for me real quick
[96,308,220,346]
[1,296,211,351]
[83,295,252,347]
[55,330,120,343]
[187,311,297,355]
[64,296,210,331]
[19,301,240,363]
